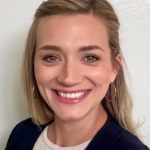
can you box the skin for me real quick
[34,14,122,147]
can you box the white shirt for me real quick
[33,125,91,150]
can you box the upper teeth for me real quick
[57,91,88,98]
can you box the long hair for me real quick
[21,0,141,136]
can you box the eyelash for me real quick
[83,55,100,62]
[43,55,100,63]
[43,55,59,62]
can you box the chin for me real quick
[54,107,86,122]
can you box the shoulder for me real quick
[87,115,149,150]
[7,118,41,142]
[107,116,149,150]
[5,118,47,150]
[112,129,149,150]
[10,118,37,133]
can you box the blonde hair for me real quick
[21,0,141,136]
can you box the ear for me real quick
[115,54,123,66]
[110,54,123,82]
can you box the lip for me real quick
[52,89,91,104]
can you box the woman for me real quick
[5,0,149,149]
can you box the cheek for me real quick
[34,62,57,85]
[86,65,112,84]
[34,62,59,101]
[85,63,112,99]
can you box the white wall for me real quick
[0,0,150,149]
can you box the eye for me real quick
[43,55,59,62]
[84,55,100,62]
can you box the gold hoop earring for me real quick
[105,82,117,102]
[32,86,37,100]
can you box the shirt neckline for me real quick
[43,126,92,150]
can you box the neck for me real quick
[47,104,108,147]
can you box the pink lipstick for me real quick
[52,89,91,104]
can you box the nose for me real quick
[57,61,82,86]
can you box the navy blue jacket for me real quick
[5,115,149,150]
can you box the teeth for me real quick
[71,93,75,98]
[60,92,63,98]
[57,91,88,99]
[64,93,67,98]
[67,93,71,98]
[75,93,79,98]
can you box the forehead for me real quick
[36,14,109,49]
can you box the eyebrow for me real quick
[39,45,104,52]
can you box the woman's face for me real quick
[34,14,120,121]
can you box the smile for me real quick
[56,91,88,98]
[52,89,91,104]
